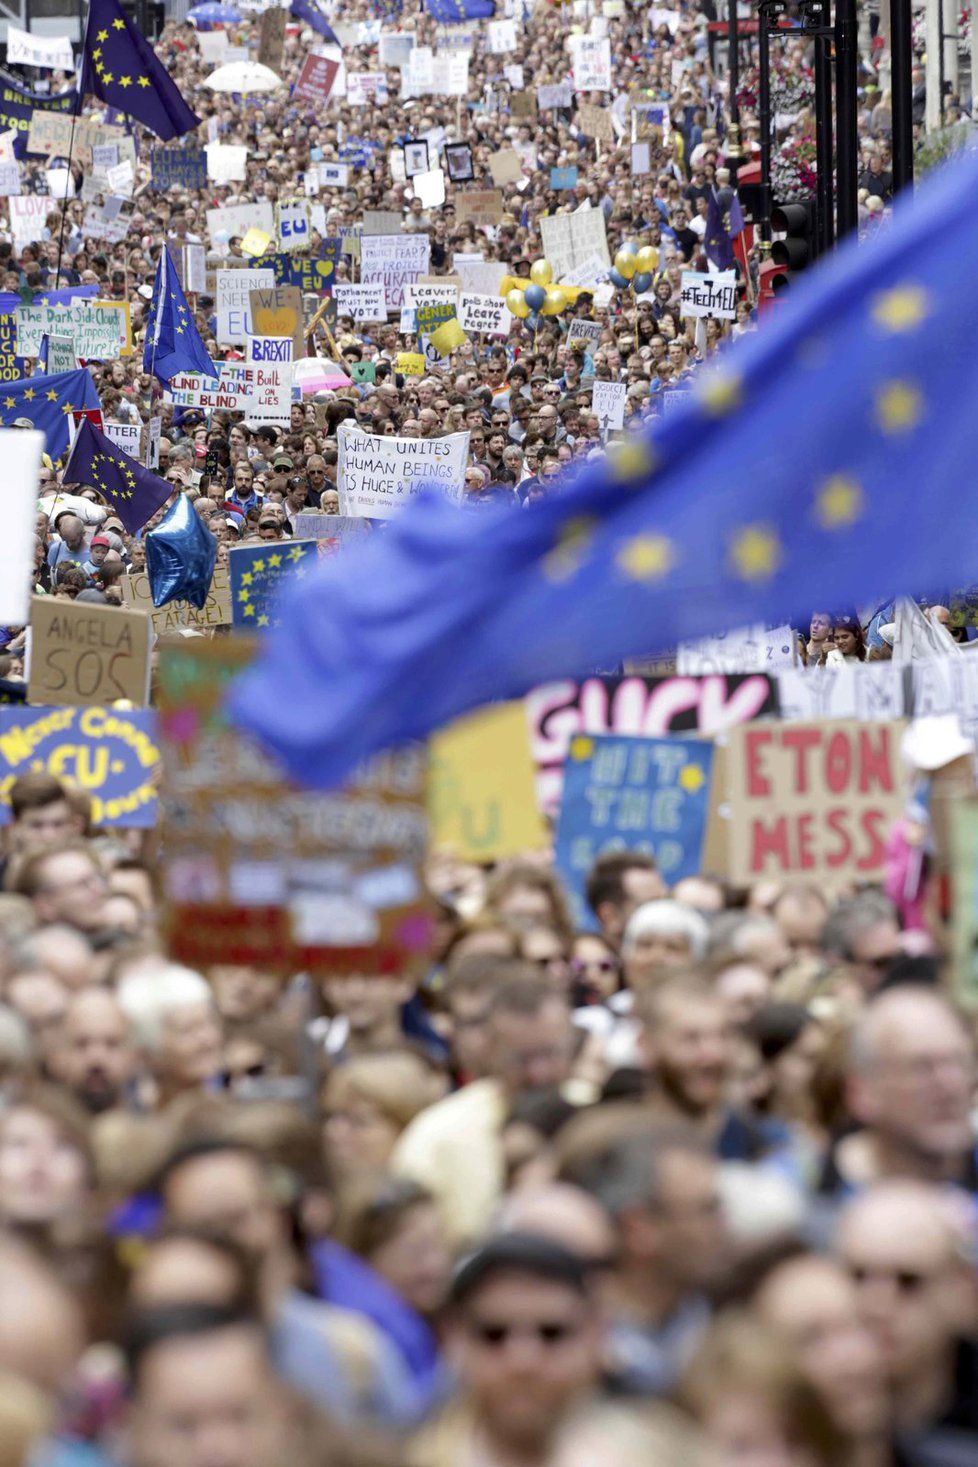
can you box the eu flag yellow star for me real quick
[730,524,781,582]
[46,389,58,402]
[542,516,596,584]
[875,380,922,434]
[871,284,930,334]
[697,370,742,417]
[816,475,863,528]
[616,534,673,582]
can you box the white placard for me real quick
[275,198,311,252]
[680,270,738,319]
[0,161,20,197]
[777,664,906,723]
[537,82,573,108]
[540,211,611,281]
[333,284,387,323]
[206,202,275,243]
[677,625,798,675]
[166,362,254,410]
[6,26,73,70]
[412,168,445,209]
[241,363,293,425]
[571,37,612,90]
[337,421,470,519]
[197,30,230,62]
[183,243,207,294]
[591,379,627,432]
[205,143,249,183]
[8,195,49,246]
[105,159,134,196]
[318,162,349,188]
[403,282,458,309]
[216,268,275,344]
[0,429,43,623]
[104,420,142,458]
[247,334,294,365]
[45,335,77,373]
[442,53,469,96]
[458,292,512,336]
[146,415,162,471]
[487,17,517,51]
[91,143,118,170]
[347,72,388,105]
[360,233,431,311]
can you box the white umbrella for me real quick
[204,61,283,92]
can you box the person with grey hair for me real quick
[117,962,223,1106]
[820,891,903,994]
[621,900,710,988]
[820,987,976,1200]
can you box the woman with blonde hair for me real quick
[322,1050,447,1179]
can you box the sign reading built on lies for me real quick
[27,597,151,709]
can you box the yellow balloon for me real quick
[507,288,531,318]
[634,246,658,274]
[540,286,568,316]
[614,249,637,280]
[529,258,553,287]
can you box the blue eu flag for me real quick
[144,247,217,387]
[0,367,100,458]
[704,188,745,271]
[64,418,171,534]
[230,147,978,791]
[290,0,341,44]
[424,0,495,20]
[80,0,201,141]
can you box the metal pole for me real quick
[835,0,859,238]
[729,0,740,124]
[814,30,834,250]
[938,0,947,121]
[758,2,772,242]
[890,0,914,190]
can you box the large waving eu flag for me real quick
[230,146,978,791]
[290,0,340,43]
[64,418,171,534]
[0,367,100,458]
[80,0,200,141]
[144,247,217,386]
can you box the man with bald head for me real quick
[822,987,976,1197]
[836,1182,978,1438]
[52,988,138,1114]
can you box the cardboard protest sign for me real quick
[458,293,511,335]
[455,190,505,228]
[488,148,523,186]
[430,701,548,862]
[362,209,403,235]
[166,361,253,411]
[0,705,159,828]
[677,625,797,675]
[526,671,777,815]
[248,284,304,359]
[396,351,425,375]
[8,195,51,245]
[592,379,627,432]
[28,598,151,709]
[104,420,142,458]
[721,719,906,884]
[294,53,340,104]
[293,513,371,549]
[577,103,615,143]
[680,271,738,319]
[537,82,573,109]
[333,283,387,323]
[258,6,287,68]
[555,733,715,926]
[216,269,275,343]
[156,637,430,977]
[148,147,208,191]
[360,234,430,311]
[487,17,517,51]
[347,72,388,105]
[241,363,293,426]
[26,110,74,158]
[42,333,77,374]
[247,335,293,365]
[229,541,316,629]
[540,210,610,279]
[567,318,602,349]
[337,421,469,519]
[777,665,907,724]
[121,566,232,636]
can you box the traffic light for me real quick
[769,200,819,292]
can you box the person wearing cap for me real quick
[271,452,295,474]
[81,535,111,580]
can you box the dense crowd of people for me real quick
[0,1,973,1466]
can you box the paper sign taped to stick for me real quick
[337,421,469,519]
[680,270,738,319]
[248,285,304,359]
[121,566,232,637]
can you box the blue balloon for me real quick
[145,493,218,610]
[524,283,546,311]
[632,271,652,293]
[608,269,629,290]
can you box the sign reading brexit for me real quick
[0,705,160,828]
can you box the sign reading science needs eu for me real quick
[337,421,469,518]
[0,705,160,828]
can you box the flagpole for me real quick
[55,0,93,287]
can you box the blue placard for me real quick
[0,706,160,828]
[0,72,78,158]
[148,146,208,191]
[229,540,317,630]
[267,240,342,293]
[550,166,579,190]
[554,733,715,928]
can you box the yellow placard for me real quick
[240,227,273,258]
[94,299,133,356]
[429,701,549,862]
[429,317,466,356]
[395,351,426,376]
